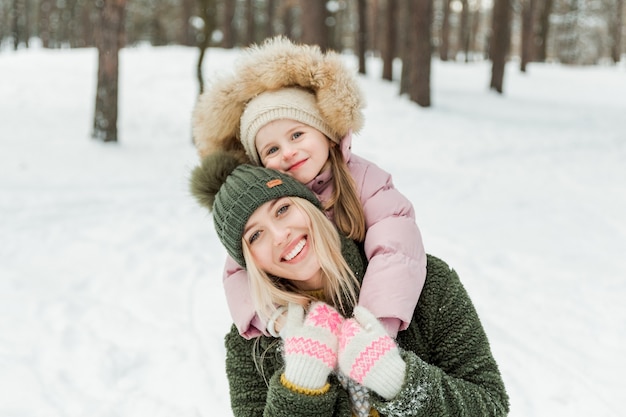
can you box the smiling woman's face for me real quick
[243,197,323,290]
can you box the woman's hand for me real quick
[338,307,406,400]
[267,298,310,336]
[280,302,344,391]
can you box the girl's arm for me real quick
[224,327,351,417]
[223,256,266,339]
[351,155,427,336]
[370,256,509,417]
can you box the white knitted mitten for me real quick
[280,302,344,391]
[338,307,406,400]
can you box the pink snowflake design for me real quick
[339,319,361,351]
[305,303,344,337]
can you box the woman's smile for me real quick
[245,198,322,289]
[282,237,307,262]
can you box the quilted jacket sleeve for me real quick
[350,155,427,334]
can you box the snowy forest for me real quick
[2,0,624,65]
[1,0,624,142]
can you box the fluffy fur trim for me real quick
[191,36,365,162]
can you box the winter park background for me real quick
[1,43,625,417]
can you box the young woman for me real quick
[190,151,509,417]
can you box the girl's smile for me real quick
[255,119,331,184]
[286,158,308,173]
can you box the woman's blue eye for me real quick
[276,204,290,216]
[248,231,261,244]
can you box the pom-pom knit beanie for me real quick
[189,151,322,267]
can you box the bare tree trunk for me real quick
[93,0,127,143]
[281,2,297,41]
[196,0,216,94]
[11,0,30,48]
[39,0,52,48]
[399,0,411,95]
[222,0,236,47]
[458,0,470,61]
[12,0,22,49]
[151,1,167,46]
[439,0,451,61]
[382,0,398,81]
[368,0,379,53]
[489,0,511,93]
[265,0,276,40]
[180,0,196,46]
[22,0,29,47]
[300,0,327,49]
[357,0,367,74]
[404,0,432,107]
[559,0,579,65]
[520,0,536,72]
[326,3,340,51]
[470,4,481,57]
[412,0,432,106]
[66,0,79,47]
[611,0,623,63]
[535,0,553,62]
[81,3,97,48]
[245,0,255,45]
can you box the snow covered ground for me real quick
[1,44,625,417]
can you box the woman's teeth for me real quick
[284,238,306,261]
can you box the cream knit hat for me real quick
[239,88,339,165]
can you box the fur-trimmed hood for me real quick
[191,36,365,163]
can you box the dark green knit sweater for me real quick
[224,245,509,416]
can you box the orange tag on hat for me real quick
[266,179,283,188]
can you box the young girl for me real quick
[189,151,509,417]
[192,36,426,339]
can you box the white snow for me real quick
[1,44,625,417]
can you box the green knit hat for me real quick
[190,151,322,267]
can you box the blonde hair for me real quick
[326,145,366,242]
[242,197,360,322]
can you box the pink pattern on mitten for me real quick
[305,303,344,337]
[338,307,406,400]
[339,319,361,351]
[284,336,337,368]
[349,335,397,382]
[281,302,346,390]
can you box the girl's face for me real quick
[243,197,323,290]
[255,119,331,184]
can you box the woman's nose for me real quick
[271,224,290,246]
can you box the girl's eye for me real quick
[291,131,302,140]
[265,146,279,156]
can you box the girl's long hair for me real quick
[326,145,366,242]
[242,197,360,322]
